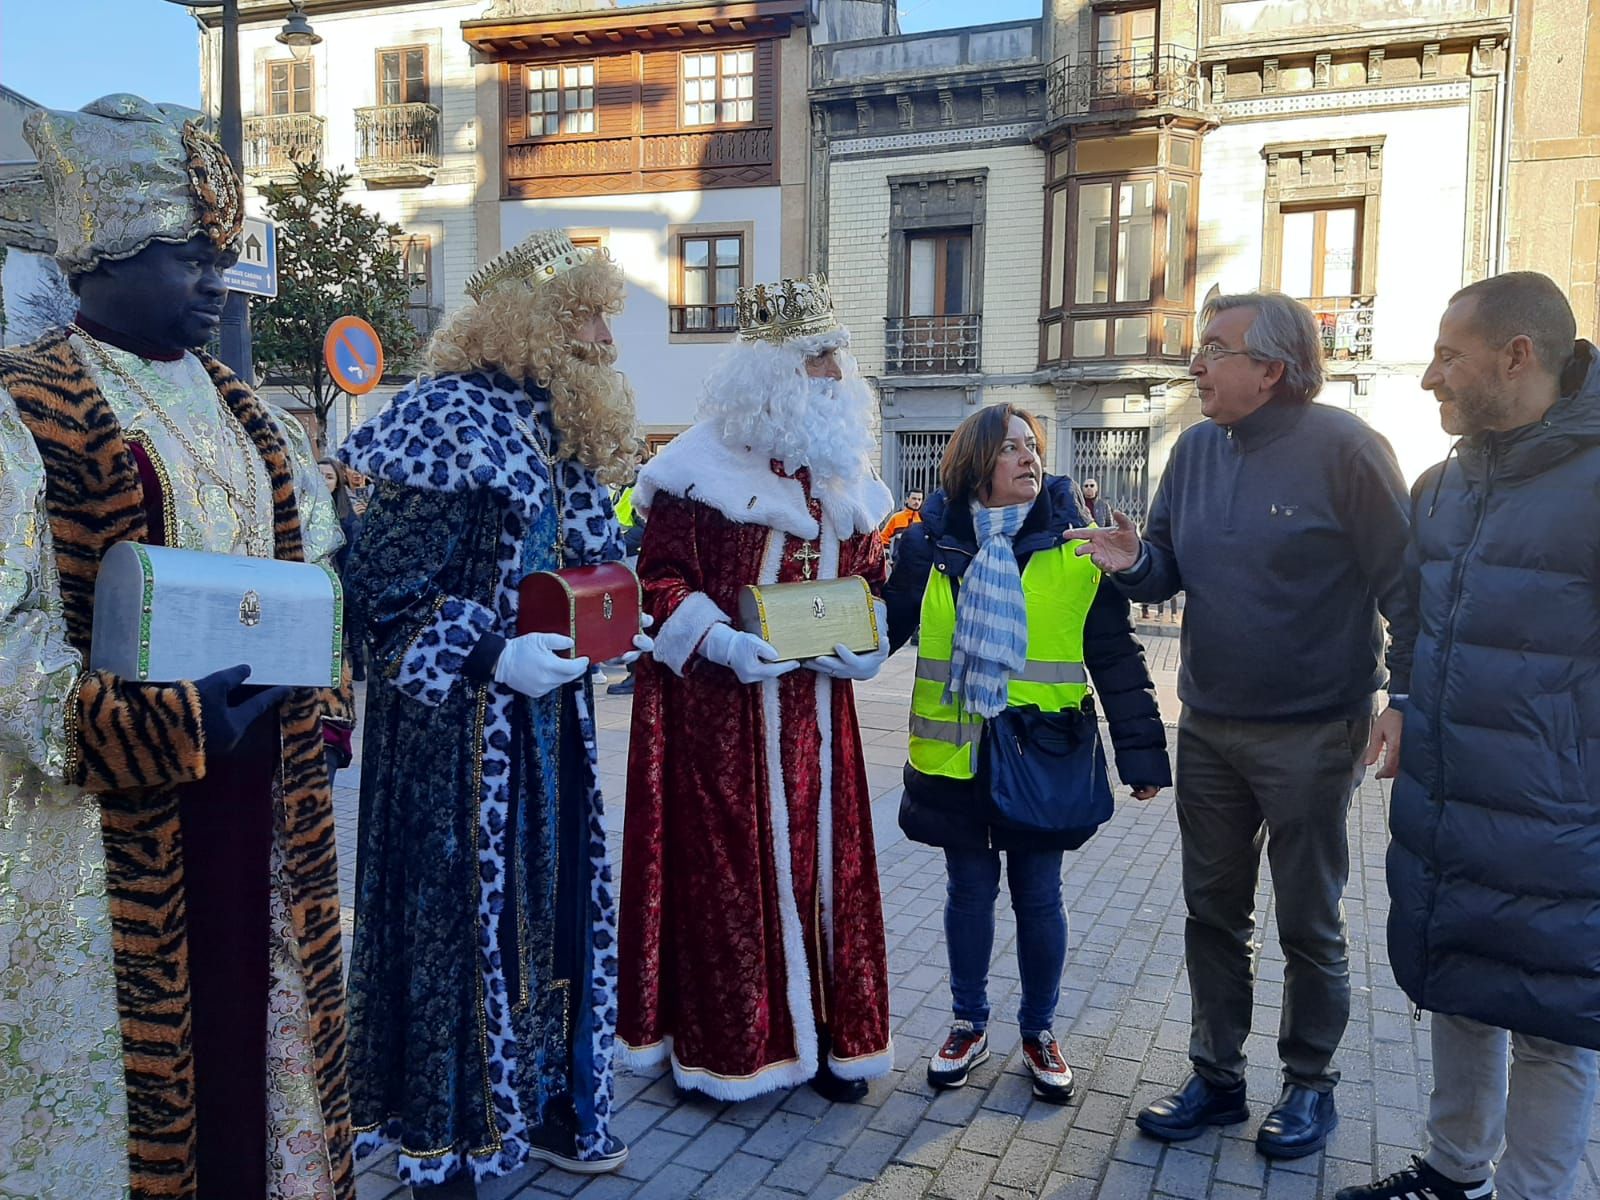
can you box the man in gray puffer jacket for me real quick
[1341,272,1600,1200]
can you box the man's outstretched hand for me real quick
[1069,510,1143,574]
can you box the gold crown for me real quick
[736,274,841,344]
[465,229,595,302]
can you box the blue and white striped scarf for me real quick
[946,499,1032,719]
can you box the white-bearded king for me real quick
[617,275,896,1102]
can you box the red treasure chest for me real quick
[518,562,642,663]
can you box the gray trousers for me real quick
[1176,706,1371,1092]
[1425,1012,1599,1199]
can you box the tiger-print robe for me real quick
[0,329,356,1200]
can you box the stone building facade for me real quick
[815,0,1524,502]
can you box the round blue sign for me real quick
[323,316,385,395]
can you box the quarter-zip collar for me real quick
[1219,394,1309,451]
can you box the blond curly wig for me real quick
[426,251,640,485]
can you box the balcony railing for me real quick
[243,113,324,180]
[1046,48,1202,121]
[670,304,738,335]
[886,314,982,375]
[1303,295,1375,362]
[356,103,441,187]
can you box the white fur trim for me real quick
[638,420,891,539]
[827,1042,895,1081]
[816,512,840,964]
[653,591,730,678]
[638,422,817,540]
[572,686,621,1161]
[755,526,821,1085]
[615,1035,815,1102]
[617,1036,672,1072]
[669,1050,815,1101]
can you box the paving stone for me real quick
[869,1090,933,1137]
[565,1176,641,1200]
[954,1109,1018,1156]
[834,1129,904,1181]
[673,1121,751,1171]
[925,1149,999,1200]
[615,1127,691,1181]
[895,1120,964,1170]
[991,1136,1057,1191]
[862,1164,936,1200]
[1155,1147,1215,1198]
[741,1109,817,1160]
[1039,1174,1098,1200]
[696,1151,775,1200]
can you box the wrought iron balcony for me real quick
[669,304,739,335]
[356,103,442,187]
[1046,47,1202,121]
[242,113,324,181]
[1303,295,1375,362]
[885,314,982,376]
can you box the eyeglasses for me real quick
[1193,342,1256,363]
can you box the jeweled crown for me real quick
[465,229,595,302]
[736,274,841,344]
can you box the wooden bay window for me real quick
[1040,129,1199,364]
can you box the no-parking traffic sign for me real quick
[323,316,385,395]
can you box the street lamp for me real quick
[276,1,322,61]
[166,0,320,383]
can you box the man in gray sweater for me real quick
[1076,291,1416,1160]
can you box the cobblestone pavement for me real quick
[335,633,1600,1200]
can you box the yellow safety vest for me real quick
[908,541,1102,780]
[614,486,636,528]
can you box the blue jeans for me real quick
[943,847,1067,1037]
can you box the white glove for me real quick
[698,622,798,684]
[493,632,590,698]
[810,642,887,682]
[809,602,890,681]
[623,613,654,665]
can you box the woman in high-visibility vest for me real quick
[882,402,1171,1104]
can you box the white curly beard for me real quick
[697,336,877,487]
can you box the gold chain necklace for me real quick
[515,413,568,563]
[70,325,271,558]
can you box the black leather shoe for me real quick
[1135,1072,1249,1141]
[1256,1083,1337,1159]
[809,1063,869,1103]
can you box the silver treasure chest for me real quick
[90,542,344,688]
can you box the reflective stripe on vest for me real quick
[907,538,1102,781]
[914,658,1088,687]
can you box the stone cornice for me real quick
[1200,14,1511,61]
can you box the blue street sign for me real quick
[225,216,278,298]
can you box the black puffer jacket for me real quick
[883,475,1171,852]
[1388,343,1600,1049]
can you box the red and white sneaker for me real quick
[1021,1030,1075,1103]
[927,1020,990,1089]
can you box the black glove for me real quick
[195,664,292,759]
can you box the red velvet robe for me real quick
[618,441,893,1100]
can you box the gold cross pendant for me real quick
[791,542,821,580]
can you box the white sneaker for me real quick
[927,1020,989,1089]
[1021,1030,1075,1102]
